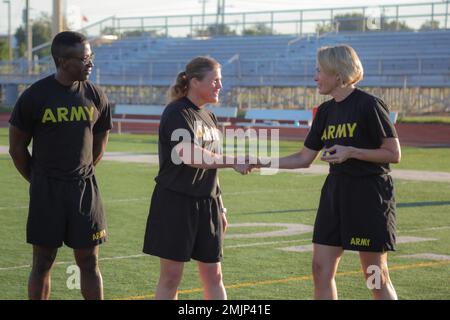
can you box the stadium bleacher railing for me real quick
[73,1,450,38]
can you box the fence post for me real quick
[165,17,169,37]
[362,7,366,32]
[431,3,434,25]
[271,12,274,34]
[396,6,399,31]
[446,0,449,29]
[299,11,303,36]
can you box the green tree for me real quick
[315,13,365,34]
[315,12,413,34]
[101,27,162,38]
[101,26,119,36]
[381,16,413,31]
[0,38,8,60]
[315,21,334,34]
[123,30,161,37]
[242,23,274,36]
[335,13,366,32]
[15,13,52,58]
[194,23,236,37]
[420,20,440,31]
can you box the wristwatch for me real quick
[220,207,227,215]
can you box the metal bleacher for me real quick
[1,1,449,109]
[88,30,450,90]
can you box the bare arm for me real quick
[93,130,110,166]
[272,146,321,169]
[9,125,32,183]
[321,137,401,164]
[217,177,227,233]
[216,176,225,212]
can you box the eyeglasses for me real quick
[67,53,95,65]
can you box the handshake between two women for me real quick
[231,155,271,175]
[173,142,274,175]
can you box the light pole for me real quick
[52,0,63,37]
[199,0,208,33]
[25,0,32,74]
[3,0,12,61]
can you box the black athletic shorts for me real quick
[143,184,224,263]
[27,173,107,249]
[313,173,396,252]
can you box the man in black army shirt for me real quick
[9,31,112,300]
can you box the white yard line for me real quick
[397,253,450,261]
[0,239,311,271]
[0,254,147,271]
[0,197,150,211]
[1,224,449,272]
[1,146,450,182]
[398,226,450,233]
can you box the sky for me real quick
[0,0,447,35]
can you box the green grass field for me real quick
[0,130,449,300]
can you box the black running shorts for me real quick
[27,173,107,249]
[313,174,396,252]
[143,184,224,263]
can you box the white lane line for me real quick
[397,253,450,261]
[0,224,448,271]
[0,206,28,211]
[1,232,443,272]
[0,190,306,210]
[0,254,147,271]
[226,238,311,249]
[226,223,313,239]
[398,226,450,233]
[2,144,450,182]
[0,264,31,271]
[0,197,150,210]
[0,239,313,271]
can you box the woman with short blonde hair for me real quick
[317,44,364,87]
[257,44,400,300]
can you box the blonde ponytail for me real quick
[169,71,189,101]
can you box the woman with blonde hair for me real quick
[143,56,249,300]
[257,45,400,299]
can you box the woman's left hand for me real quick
[321,145,353,164]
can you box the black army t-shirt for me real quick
[304,88,398,176]
[9,74,112,179]
[155,97,221,197]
